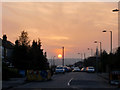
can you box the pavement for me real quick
[2,77,27,90]
[97,73,109,81]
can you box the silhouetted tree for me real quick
[19,31,30,46]
[115,47,120,64]
[85,47,120,72]
[12,31,30,70]
[113,47,120,68]
[84,57,96,67]
[29,39,49,70]
[12,31,49,70]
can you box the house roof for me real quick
[0,38,14,49]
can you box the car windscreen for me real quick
[56,67,63,69]
[89,67,94,69]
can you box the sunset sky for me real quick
[2,2,118,59]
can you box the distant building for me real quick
[1,35,14,65]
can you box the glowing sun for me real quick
[58,54,62,58]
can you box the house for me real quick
[0,38,2,59]
[1,35,14,65]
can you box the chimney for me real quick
[3,35,7,41]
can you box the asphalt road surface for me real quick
[11,72,117,89]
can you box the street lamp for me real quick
[102,30,112,53]
[78,53,81,60]
[78,52,85,61]
[94,41,99,54]
[94,41,102,55]
[62,47,64,66]
[78,53,82,60]
[94,41,99,73]
[112,8,120,48]
[53,56,56,66]
[81,53,83,61]
[88,48,93,56]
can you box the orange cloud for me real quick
[2,2,118,58]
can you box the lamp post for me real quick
[94,41,102,55]
[94,41,99,73]
[94,41,103,73]
[81,53,83,61]
[112,8,120,48]
[103,30,112,53]
[83,53,86,60]
[62,47,64,66]
[53,56,56,66]
[88,48,93,56]
[50,57,52,67]
[78,53,81,61]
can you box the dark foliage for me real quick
[84,57,96,67]
[28,40,49,70]
[84,47,120,72]
[12,31,49,70]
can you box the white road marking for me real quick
[68,78,73,86]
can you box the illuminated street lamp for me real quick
[102,30,112,53]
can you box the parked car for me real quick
[55,66,65,74]
[72,67,81,72]
[81,67,86,72]
[67,67,72,72]
[71,66,75,70]
[86,67,95,73]
[64,66,72,72]
[109,71,120,85]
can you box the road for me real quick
[11,72,117,89]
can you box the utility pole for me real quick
[84,53,86,60]
[110,31,112,53]
[53,56,56,66]
[62,47,64,66]
[100,42,102,55]
[103,30,112,54]
[96,46,99,73]
[88,48,93,56]
[81,53,83,61]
